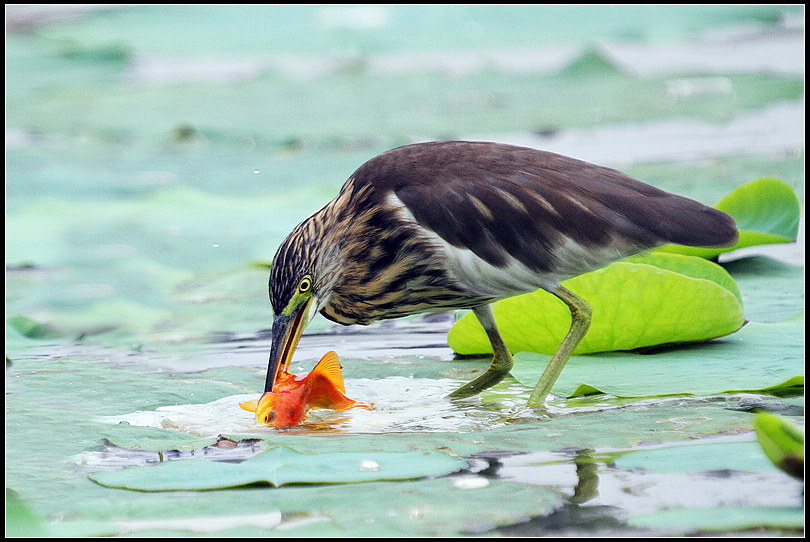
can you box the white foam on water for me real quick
[98,377,522,437]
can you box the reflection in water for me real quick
[571,448,599,503]
[461,447,635,536]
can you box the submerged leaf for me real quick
[613,440,775,474]
[448,253,744,356]
[754,412,804,480]
[658,177,800,259]
[629,506,805,533]
[89,446,467,491]
[6,315,65,340]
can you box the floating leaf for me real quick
[448,253,744,356]
[754,412,804,480]
[6,489,117,537]
[7,299,173,342]
[560,45,625,77]
[6,489,50,538]
[629,506,805,533]
[509,316,803,398]
[90,446,467,491]
[657,178,801,259]
[6,315,66,340]
[607,440,805,533]
[613,440,775,473]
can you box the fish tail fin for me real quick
[239,400,258,413]
[311,351,346,393]
[332,397,374,412]
[340,400,374,412]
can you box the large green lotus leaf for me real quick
[448,253,744,356]
[754,412,804,480]
[509,315,803,398]
[622,252,742,305]
[657,178,801,259]
[90,446,467,491]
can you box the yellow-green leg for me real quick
[527,286,592,407]
[448,304,513,399]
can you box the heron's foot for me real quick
[448,352,513,400]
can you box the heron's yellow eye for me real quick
[298,275,313,294]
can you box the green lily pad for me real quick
[613,439,775,474]
[89,446,468,491]
[448,253,744,356]
[628,506,805,533]
[509,315,803,398]
[657,178,801,259]
[754,412,804,480]
[6,489,50,538]
[6,489,118,537]
[616,439,805,532]
[6,315,65,340]
[96,426,223,452]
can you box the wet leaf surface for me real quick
[89,447,468,491]
[508,315,803,398]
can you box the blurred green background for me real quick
[6,5,804,353]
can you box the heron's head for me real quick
[264,216,340,392]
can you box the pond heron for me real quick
[264,141,738,407]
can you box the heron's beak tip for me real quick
[264,299,312,392]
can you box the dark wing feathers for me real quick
[353,141,738,271]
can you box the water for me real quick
[93,377,523,438]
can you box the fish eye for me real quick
[264,411,275,423]
[297,275,313,294]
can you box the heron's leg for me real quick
[448,304,513,399]
[527,285,592,408]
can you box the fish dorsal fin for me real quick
[239,400,258,413]
[311,351,346,393]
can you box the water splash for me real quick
[97,377,529,438]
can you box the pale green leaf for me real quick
[613,440,775,473]
[509,315,803,398]
[90,446,468,491]
[629,506,804,532]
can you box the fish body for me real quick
[240,351,372,427]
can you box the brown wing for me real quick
[354,141,737,274]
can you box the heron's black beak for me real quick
[264,297,311,392]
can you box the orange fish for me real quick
[240,351,372,427]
